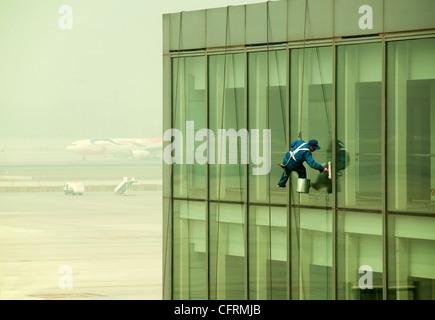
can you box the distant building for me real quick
[162,0,435,300]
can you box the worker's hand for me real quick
[323,167,329,173]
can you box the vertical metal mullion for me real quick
[284,0,290,299]
[162,15,175,301]
[167,55,175,300]
[203,3,209,302]
[331,40,338,301]
[203,13,209,299]
[205,50,210,301]
[381,36,389,301]
[168,70,174,301]
[331,0,338,300]
[286,45,291,300]
[243,3,249,300]
[381,1,389,300]
[244,48,250,300]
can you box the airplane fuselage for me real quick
[66,138,162,159]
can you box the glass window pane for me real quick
[209,54,246,202]
[248,50,288,204]
[290,207,333,300]
[289,47,333,206]
[387,38,435,214]
[172,57,207,199]
[209,202,246,299]
[337,211,383,300]
[248,206,288,299]
[387,214,435,300]
[172,200,207,299]
[337,43,383,210]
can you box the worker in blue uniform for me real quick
[277,139,328,188]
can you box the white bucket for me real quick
[296,178,311,193]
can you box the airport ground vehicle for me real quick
[64,182,84,195]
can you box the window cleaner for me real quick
[277,139,329,193]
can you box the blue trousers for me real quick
[278,164,307,187]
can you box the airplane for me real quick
[66,138,162,160]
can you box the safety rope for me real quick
[298,0,309,140]
[275,50,287,146]
[315,47,332,139]
[266,1,273,299]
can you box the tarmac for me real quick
[0,178,162,193]
[0,190,162,300]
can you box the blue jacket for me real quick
[282,140,325,172]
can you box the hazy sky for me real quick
[0,0,265,139]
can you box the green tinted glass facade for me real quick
[163,0,435,300]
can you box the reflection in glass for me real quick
[172,200,207,299]
[248,206,288,299]
[209,202,246,300]
[387,38,435,214]
[388,214,435,300]
[337,43,383,210]
[337,211,383,300]
[248,50,287,204]
[172,57,207,199]
[290,207,333,300]
[168,37,435,301]
[290,47,333,206]
[209,54,246,202]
